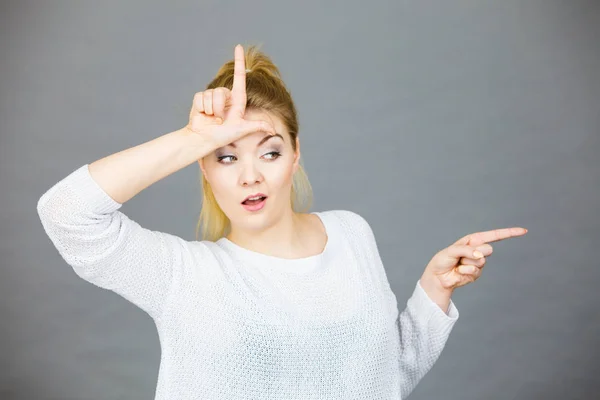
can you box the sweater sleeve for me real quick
[36,164,187,321]
[395,279,459,398]
[349,211,459,399]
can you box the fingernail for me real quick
[473,251,484,258]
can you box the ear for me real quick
[292,137,301,174]
[198,158,207,177]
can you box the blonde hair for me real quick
[195,44,313,242]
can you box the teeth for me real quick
[247,196,263,201]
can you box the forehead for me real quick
[236,109,288,142]
[244,109,281,123]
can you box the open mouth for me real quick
[241,196,267,211]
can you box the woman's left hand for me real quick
[423,227,528,291]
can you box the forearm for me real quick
[397,278,459,398]
[88,129,209,204]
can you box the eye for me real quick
[264,151,282,160]
[217,155,236,164]
[217,151,282,164]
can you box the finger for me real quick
[460,256,486,267]
[457,264,481,277]
[192,92,204,114]
[212,88,228,120]
[472,227,528,245]
[475,244,493,255]
[455,227,527,246]
[203,89,213,115]
[230,44,247,117]
[190,113,223,131]
[448,245,486,260]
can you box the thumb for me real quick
[211,119,277,148]
[237,119,277,137]
[447,244,483,261]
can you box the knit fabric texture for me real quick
[37,164,459,400]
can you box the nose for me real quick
[239,160,263,187]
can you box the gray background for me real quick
[2,0,599,399]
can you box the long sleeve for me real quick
[396,279,459,398]
[36,164,188,321]
[350,211,459,399]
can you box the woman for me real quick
[37,44,527,399]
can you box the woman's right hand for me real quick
[182,44,276,156]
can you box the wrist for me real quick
[172,128,212,162]
[419,272,452,293]
[419,272,453,314]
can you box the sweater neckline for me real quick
[216,211,335,274]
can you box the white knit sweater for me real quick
[36,164,459,400]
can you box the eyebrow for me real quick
[225,133,284,148]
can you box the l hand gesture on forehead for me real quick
[183,44,276,154]
[423,226,528,291]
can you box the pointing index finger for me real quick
[231,44,247,116]
[468,227,528,245]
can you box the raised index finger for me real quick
[230,44,247,116]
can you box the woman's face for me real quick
[199,109,300,232]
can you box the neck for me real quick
[226,209,308,259]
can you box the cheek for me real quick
[266,161,295,188]
[203,165,236,201]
